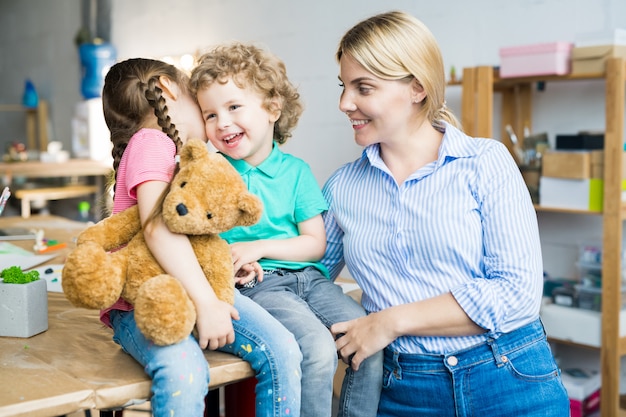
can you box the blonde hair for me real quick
[336,10,460,130]
[189,42,303,144]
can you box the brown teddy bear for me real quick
[62,138,263,345]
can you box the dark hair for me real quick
[102,58,187,178]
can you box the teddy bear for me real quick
[62,138,263,345]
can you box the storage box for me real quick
[542,151,591,179]
[576,285,626,312]
[560,368,601,417]
[589,150,626,179]
[571,44,626,75]
[556,133,604,150]
[539,177,626,211]
[499,42,573,78]
[0,278,48,338]
[541,300,626,347]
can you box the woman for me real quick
[323,10,570,417]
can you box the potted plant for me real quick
[0,266,48,337]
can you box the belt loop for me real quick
[487,337,505,367]
[391,350,402,380]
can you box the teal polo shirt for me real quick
[220,143,330,277]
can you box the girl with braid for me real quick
[100,58,302,417]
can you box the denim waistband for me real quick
[385,319,546,371]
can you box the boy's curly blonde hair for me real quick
[189,42,303,144]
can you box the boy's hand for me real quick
[234,262,264,288]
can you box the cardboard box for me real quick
[589,150,626,179]
[542,151,591,179]
[571,44,626,75]
[499,42,572,78]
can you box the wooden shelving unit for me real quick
[459,58,626,417]
[0,100,49,152]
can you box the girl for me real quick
[324,11,570,417]
[189,42,382,417]
[101,57,302,417]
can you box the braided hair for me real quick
[102,58,186,187]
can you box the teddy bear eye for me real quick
[206,213,213,220]
[180,181,187,188]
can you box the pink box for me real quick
[570,388,600,417]
[499,42,573,78]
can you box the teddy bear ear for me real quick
[179,138,208,166]
[238,193,264,226]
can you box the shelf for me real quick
[459,58,626,417]
[0,101,48,151]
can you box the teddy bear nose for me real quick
[176,203,188,216]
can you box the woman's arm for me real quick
[137,180,238,350]
[332,292,485,371]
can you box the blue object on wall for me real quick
[22,79,39,108]
[79,42,117,99]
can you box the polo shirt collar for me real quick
[221,142,283,178]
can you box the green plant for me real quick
[1,266,40,284]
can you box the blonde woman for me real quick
[323,11,570,417]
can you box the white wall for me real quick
[109,0,626,280]
[1,0,625,278]
[109,0,626,183]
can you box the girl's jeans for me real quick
[378,319,570,417]
[110,290,302,417]
[240,267,383,417]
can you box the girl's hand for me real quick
[331,310,397,371]
[195,298,239,350]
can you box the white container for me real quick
[71,98,113,162]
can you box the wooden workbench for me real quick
[0,215,254,417]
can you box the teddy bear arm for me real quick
[193,236,235,305]
[76,206,142,251]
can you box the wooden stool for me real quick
[15,184,99,218]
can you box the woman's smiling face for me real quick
[338,54,417,147]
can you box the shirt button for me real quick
[446,356,458,366]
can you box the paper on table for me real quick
[0,241,55,271]
[30,263,64,292]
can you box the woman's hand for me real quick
[331,310,398,371]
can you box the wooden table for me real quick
[0,215,254,417]
[0,158,111,180]
[0,158,113,219]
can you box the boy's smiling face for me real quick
[196,77,279,167]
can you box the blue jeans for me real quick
[378,319,570,417]
[240,267,383,417]
[110,290,302,417]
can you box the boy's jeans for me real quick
[110,290,302,417]
[240,267,383,417]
